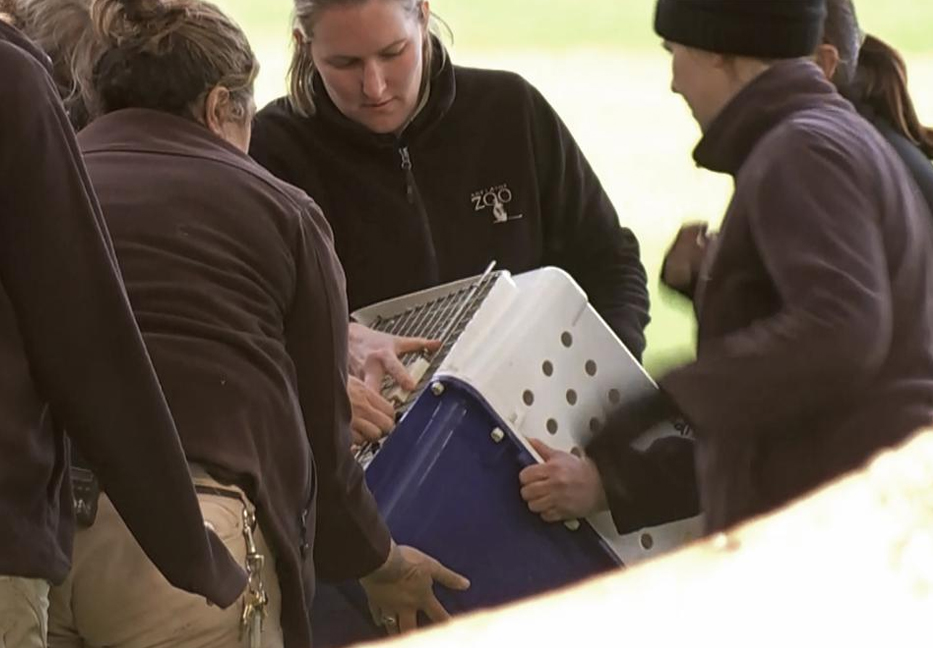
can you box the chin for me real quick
[358,115,404,135]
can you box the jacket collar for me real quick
[311,36,456,148]
[693,59,851,175]
[0,20,53,75]
[79,108,252,168]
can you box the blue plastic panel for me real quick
[312,378,620,646]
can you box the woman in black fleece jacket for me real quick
[249,0,651,365]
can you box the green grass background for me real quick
[218,0,933,53]
[214,0,933,376]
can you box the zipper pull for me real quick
[399,146,412,170]
[399,146,414,203]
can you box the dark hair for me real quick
[288,0,445,117]
[821,0,861,87]
[823,0,932,159]
[89,0,258,123]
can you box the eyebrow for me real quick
[325,38,408,65]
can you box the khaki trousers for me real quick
[49,476,283,648]
[0,576,50,648]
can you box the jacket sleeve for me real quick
[585,391,698,533]
[527,84,650,359]
[590,436,699,535]
[285,204,392,582]
[659,129,893,441]
[0,40,246,606]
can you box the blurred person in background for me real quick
[817,0,933,213]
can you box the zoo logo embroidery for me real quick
[470,184,523,223]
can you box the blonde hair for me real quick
[89,0,258,123]
[288,0,445,117]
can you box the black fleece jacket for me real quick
[250,47,650,359]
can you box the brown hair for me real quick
[288,0,445,117]
[823,0,932,159]
[856,35,933,159]
[88,0,258,124]
[4,0,99,129]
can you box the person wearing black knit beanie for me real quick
[572,0,933,535]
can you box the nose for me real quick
[362,60,387,101]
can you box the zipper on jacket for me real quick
[396,144,440,284]
[399,146,415,204]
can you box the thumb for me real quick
[528,437,558,461]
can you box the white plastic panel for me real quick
[354,267,703,565]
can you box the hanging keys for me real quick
[240,506,268,648]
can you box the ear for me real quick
[203,85,231,140]
[420,0,431,25]
[813,43,840,81]
[709,51,732,70]
[292,27,306,47]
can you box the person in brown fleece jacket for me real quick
[524,0,933,536]
[45,1,466,647]
[0,15,246,648]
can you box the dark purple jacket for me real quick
[591,60,933,534]
[78,109,391,647]
[0,23,245,605]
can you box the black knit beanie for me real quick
[654,0,827,59]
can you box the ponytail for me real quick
[856,34,933,159]
[287,15,317,118]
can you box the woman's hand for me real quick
[360,544,470,635]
